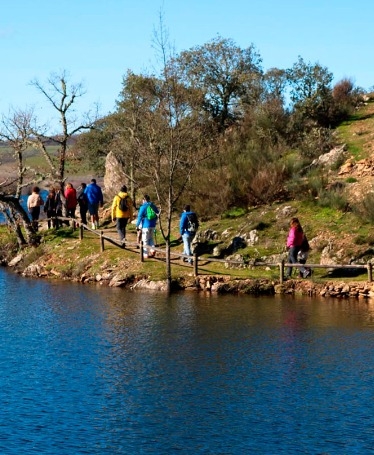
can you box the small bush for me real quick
[222,207,247,219]
[318,188,349,211]
[253,221,270,231]
[22,245,47,269]
[353,193,374,223]
[345,177,357,183]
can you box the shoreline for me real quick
[11,256,374,299]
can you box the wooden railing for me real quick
[66,220,372,283]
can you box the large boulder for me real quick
[103,151,128,200]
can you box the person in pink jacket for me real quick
[286,217,310,278]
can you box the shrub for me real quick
[352,193,374,223]
[317,187,349,211]
[222,207,247,219]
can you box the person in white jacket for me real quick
[27,186,44,231]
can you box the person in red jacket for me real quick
[64,182,77,221]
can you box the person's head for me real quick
[290,217,302,231]
[66,182,73,189]
[143,194,150,202]
[184,204,191,212]
[32,186,40,194]
[91,178,96,184]
[81,183,86,189]
[121,185,127,192]
[48,188,55,198]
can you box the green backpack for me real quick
[146,204,157,220]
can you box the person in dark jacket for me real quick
[179,205,199,264]
[44,188,58,229]
[77,183,88,225]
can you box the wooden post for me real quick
[79,224,83,241]
[368,262,373,283]
[280,259,285,283]
[100,230,104,252]
[193,252,198,277]
[140,241,144,262]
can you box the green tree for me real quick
[73,117,113,175]
[287,56,334,127]
[330,78,363,124]
[174,36,263,131]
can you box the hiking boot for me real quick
[303,269,311,278]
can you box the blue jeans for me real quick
[182,233,194,263]
[286,246,306,277]
[116,217,129,241]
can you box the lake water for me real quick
[1,269,374,454]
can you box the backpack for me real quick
[186,213,199,233]
[146,203,157,220]
[301,234,310,252]
[118,194,129,212]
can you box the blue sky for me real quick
[1,0,373,132]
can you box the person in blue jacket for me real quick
[179,205,199,264]
[84,178,104,229]
[136,194,159,258]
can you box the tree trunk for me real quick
[0,196,36,245]
[165,240,171,294]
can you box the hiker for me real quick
[64,182,77,222]
[54,188,65,228]
[111,185,133,243]
[27,186,44,231]
[136,195,159,258]
[286,217,310,279]
[179,205,199,264]
[44,188,58,229]
[84,178,104,230]
[77,183,88,225]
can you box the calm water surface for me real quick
[1,269,374,454]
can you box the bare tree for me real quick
[30,70,98,189]
[117,19,218,291]
[0,71,98,248]
[0,108,43,245]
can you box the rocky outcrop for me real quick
[312,145,347,168]
[103,151,128,200]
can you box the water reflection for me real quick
[1,271,374,453]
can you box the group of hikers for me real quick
[110,185,199,261]
[27,179,103,231]
[26,181,311,274]
[26,180,200,263]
